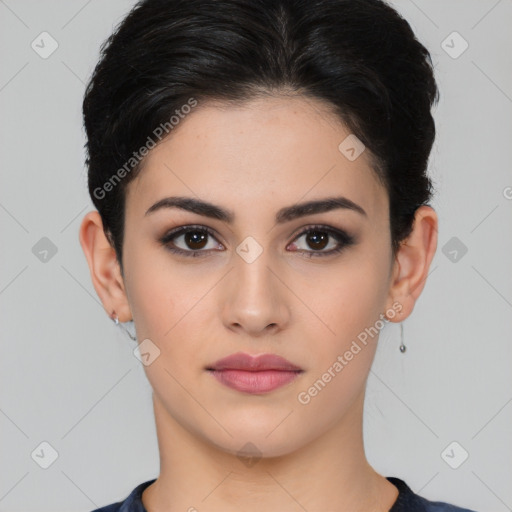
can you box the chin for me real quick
[200,410,314,460]
[210,432,305,461]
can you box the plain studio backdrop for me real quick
[0,1,511,511]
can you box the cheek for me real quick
[121,245,180,352]
[124,247,213,369]
[292,267,386,419]
[127,269,176,340]
[296,249,390,384]
[313,257,389,340]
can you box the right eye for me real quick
[159,225,224,257]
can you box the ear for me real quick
[78,210,132,322]
[385,205,438,321]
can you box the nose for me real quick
[221,248,291,337]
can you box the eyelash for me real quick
[159,224,356,259]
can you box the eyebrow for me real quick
[145,195,367,223]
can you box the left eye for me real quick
[287,226,355,257]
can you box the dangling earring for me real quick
[110,311,137,341]
[399,319,406,353]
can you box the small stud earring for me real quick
[110,310,137,341]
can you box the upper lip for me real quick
[207,352,303,372]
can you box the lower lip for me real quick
[208,369,302,394]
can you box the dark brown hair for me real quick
[83,0,439,268]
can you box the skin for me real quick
[80,95,438,512]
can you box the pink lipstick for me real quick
[206,352,303,394]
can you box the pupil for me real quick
[308,231,328,250]
[186,231,207,249]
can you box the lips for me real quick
[206,352,303,394]
[206,352,302,372]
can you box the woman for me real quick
[79,0,477,510]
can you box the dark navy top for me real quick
[90,476,477,511]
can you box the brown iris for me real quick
[305,230,328,250]
[185,231,208,250]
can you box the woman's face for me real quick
[121,95,399,457]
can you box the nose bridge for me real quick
[223,238,289,333]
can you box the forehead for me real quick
[126,96,388,222]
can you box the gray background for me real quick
[1,1,511,511]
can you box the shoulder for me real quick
[89,479,156,512]
[91,476,479,512]
[387,476,478,512]
[420,497,478,512]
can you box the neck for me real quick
[142,388,398,512]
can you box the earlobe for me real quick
[78,210,132,322]
[386,205,438,320]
